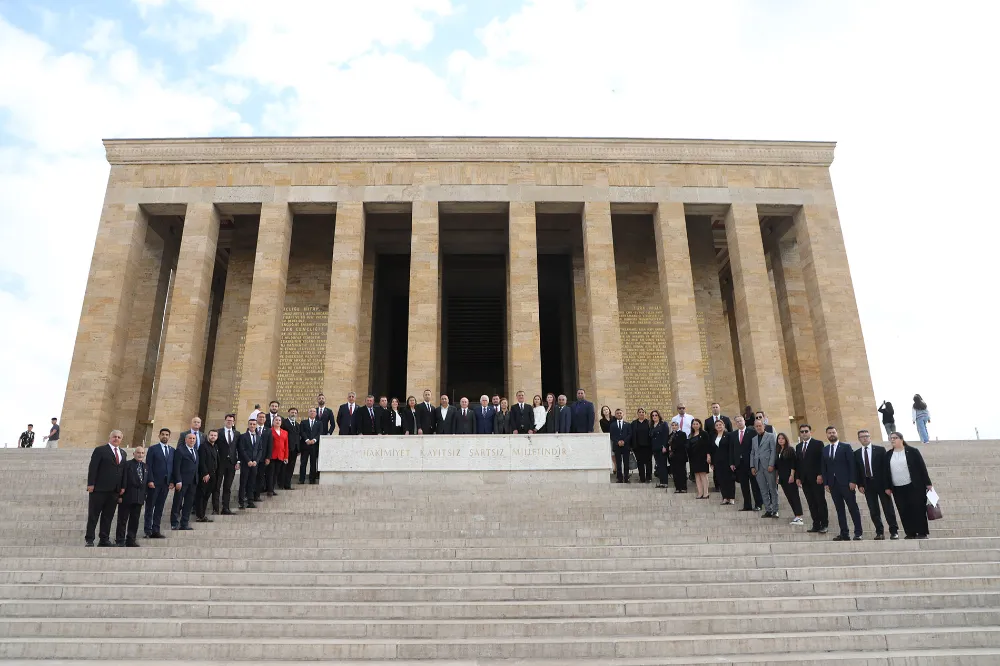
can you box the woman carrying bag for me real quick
[881,432,934,539]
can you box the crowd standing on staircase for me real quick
[79,390,936,547]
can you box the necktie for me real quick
[195,432,200,448]
[369,408,374,420]
[463,409,467,416]
[350,404,354,414]
[483,407,486,416]
[191,447,197,463]
[310,419,313,428]
[113,447,120,464]
[864,447,872,478]
[227,430,231,445]
[138,465,143,483]
[618,420,622,430]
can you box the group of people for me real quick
[602,402,936,541]
[17,418,59,448]
[83,400,332,547]
[878,394,933,444]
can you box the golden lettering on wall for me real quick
[231,329,246,409]
[697,311,714,401]
[619,305,672,414]
[276,306,328,411]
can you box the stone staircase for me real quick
[0,439,998,664]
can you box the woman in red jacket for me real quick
[267,415,289,497]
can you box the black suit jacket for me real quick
[337,403,361,435]
[88,444,126,492]
[822,441,858,488]
[880,445,932,490]
[727,428,754,469]
[284,419,301,454]
[415,402,436,434]
[796,437,824,481]
[510,403,534,433]
[316,405,334,435]
[198,442,220,481]
[119,460,147,505]
[609,419,632,450]
[401,408,418,435]
[376,406,394,435]
[215,428,240,468]
[237,430,266,465]
[434,406,456,435]
[301,418,323,446]
[705,415,732,434]
[453,408,475,434]
[263,412,281,429]
[359,406,380,435]
[171,445,199,486]
[855,444,889,490]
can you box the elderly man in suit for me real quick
[336,392,361,435]
[855,429,899,540]
[510,390,534,434]
[730,416,762,511]
[116,445,147,547]
[474,395,495,434]
[415,390,436,435]
[750,418,779,518]
[144,428,173,539]
[453,397,475,434]
[609,408,632,483]
[300,407,323,484]
[434,395,456,435]
[822,426,863,541]
[571,389,595,433]
[555,395,573,433]
[170,432,200,531]
[85,430,127,547]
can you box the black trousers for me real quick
[830,483,863,537]
[266,460,284,492]
[671,457,688,491]
[720,467,737,500]
[144,482,169,535]
[780,481,803,516]
[738,466,763,508]
[862,484,899,535]
[196,477,217,519]
[800,477,828,528]
[633,447,652,482]
[86,491,118,543]
[283,450,298,488]
[255,461,267,497]
[239,465,257,505]
[215,463,236,512]
[652,448,668,484]
[170,480,197,528]
[613,445,630,482]
[892,482,929,537]
[300,443,318,483]
[115,502,142,544]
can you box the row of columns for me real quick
[63,198,878,446]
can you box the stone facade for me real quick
[61,136,879,447]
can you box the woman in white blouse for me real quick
[881,432,933,539]
[532,394,546,433]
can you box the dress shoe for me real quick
[143,533,151,539]
[253,495,262,502]
[170,525,178,531]
[85,541,95,547]
[180,526,194,531]
[115,541,125,547]
[285,486,294,490]
[916,534,928,539]
[832,535,850,541]
[853,535,863,541]
[890,533,899,540]
[125,542,140,547]
[238,504,245,510]
[246,502,256,508]
[874,534,885,541]
[196,517,213,523]
[738,508,753,512]
[762,512,773,518]
[150,532,166,539]
[221,509,234,515]
[98,540,114,547]
[807,527,821,533]
[819,527,829,534]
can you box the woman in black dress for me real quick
[775,432,804,525]
[712,419,735,504]
[630,408,652,482]
[650,410,669,488]
[667,420,688,493]
[688,418,713,499]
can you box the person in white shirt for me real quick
[532,394,547,432]
[670,404,692,436]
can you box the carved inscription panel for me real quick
[276,306,328,411]
[619,305,672,415]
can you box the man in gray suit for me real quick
[750,418,779,518]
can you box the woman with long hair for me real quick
[713,418,735,504]
[543,393,557,433]
[882,432,933,539]
[388,398,403,435]
[532,394,546,433]
[600,405,614,478]
[401,396,418,435]
[650,410,669,488]
[667,420,688,493]
[912,395,931,444]
[266,415,288,498]
[689,418,712,499]
[631,408,652,482]
[494,398,512,434]
[775,432,804,525]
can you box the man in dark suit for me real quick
[855,429,899,540]
[434,395,456,435]
[170,433,199,530]
[177,415,206,515]
[360,395,380,435]
[454,397,476,434]
[264,400,281,429]
[555,394,573,433]
[609,408,632,483]
[415,389,436,435]
[214,414,240,515]
[86,430,127,547]
[283,407,301,489]
[253,412,272,501]
[730,416,762,511]
[316,393,334,435]
[116,445,147,547]
[796,424,828,533]
[571,389,595,433]
[376,396,393,434]
[337,392,361,435]
[195,429,220,523]
[705,403,732,434]
[300,407,323,484]
[822,426,863,541]
[144,428,174,539]
[510,390,534,434]
[237,418,264,508]
[474,395,496,434]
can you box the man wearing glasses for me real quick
[795,424,829,534]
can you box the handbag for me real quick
[926,502,943,521]
[629,450,638,471]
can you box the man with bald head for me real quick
[85,430,128,547]
[170,432,200,531]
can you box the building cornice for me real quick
[103,137,835,167]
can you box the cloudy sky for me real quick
[0,0,996,445]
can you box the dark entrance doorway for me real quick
[441,255,507,401]
[369,254,410,401]
[538,254,577,398]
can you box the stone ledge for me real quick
[103,136,836,166]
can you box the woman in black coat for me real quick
[775,432,804,524]
[881,432,934,539]
[667,421,688,493]
[494,399,513,434]
[711,418,736,505]
[630,409,652,483]
[401,396,418,435]
[688,418,713,499]
[599,406,614,478]
[649,410,670,488]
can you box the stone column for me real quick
[653,202,709,415]
[62,203,149,447]
[723,203,790,426]
[150,203,221,437]
[770,233,828,429]
[406,201,441,399]
[581,201,627,424]
[355,248,376,395]
[236,204,294,418]
[507,201,543,395]
[571,250,596,397]
[323,202,367,406]
[688,219,739,414]
[794,202,880,439]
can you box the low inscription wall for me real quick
[318,434,610,474]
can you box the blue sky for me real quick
[0,0,997,444]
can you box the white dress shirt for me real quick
[671,414,692,436]
[890,449,911,486]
